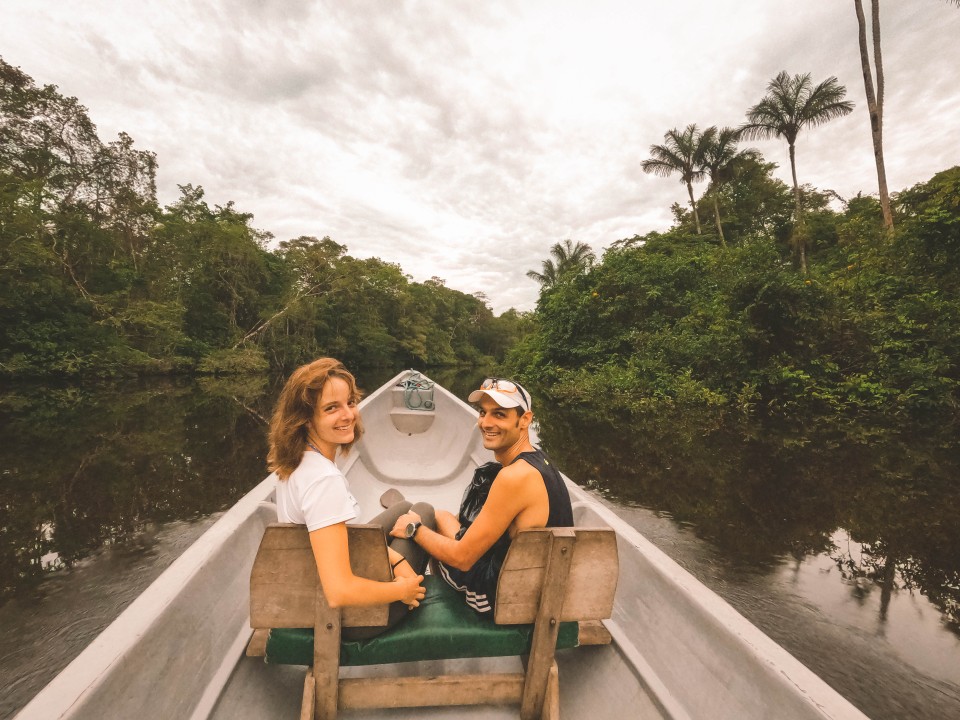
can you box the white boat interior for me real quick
[16,371,870,720]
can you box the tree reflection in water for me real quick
[0,375,275,601]
[531,397,960,634]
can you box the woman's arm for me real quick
[387,546,418,579]
[309,522,425,608]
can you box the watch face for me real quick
[405,522,418,539]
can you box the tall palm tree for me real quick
[527,239,595,288]
[701,126,757,247]
[741,72,853,272]
[853,0,960,231]
[641,124,716,235]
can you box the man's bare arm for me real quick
[390,464,533,570]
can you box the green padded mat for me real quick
[265,575,580,666]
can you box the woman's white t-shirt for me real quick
[275,451,361,531]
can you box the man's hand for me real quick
[390,511,422,539]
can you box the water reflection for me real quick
[532,399,960,718]
[0,376,275,601]
[531,399,960,634]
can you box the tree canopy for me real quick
[0,58,530,377]
[642,124,716,235]
[526,239,596,288]
[741,72,854,273]
[511,163,960,433]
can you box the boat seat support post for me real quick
[300,671,316,720]
[520,528,575,720]
[541,661,560,720]
[311,581,342,720]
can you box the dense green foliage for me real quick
[508,161,960,437]
[509,160,960,632]
[0,59,530,377]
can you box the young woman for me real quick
[267,358,434,634]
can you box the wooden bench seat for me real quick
[248,523,619,720]
[261,576,582,666]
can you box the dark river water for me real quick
[1,370,959,719]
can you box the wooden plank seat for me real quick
[248,523,619,720]
[261,575,582,666]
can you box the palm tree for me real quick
[741,72,853,273]
[526,259,558,288]
[641,124,716,235]
[527,239,595,288]
[701,127,757,246]
[853,0,960,231]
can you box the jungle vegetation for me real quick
[0,58,532,378]
[509,154,960,436]
[506,51,959,439]
[509,149,960,629]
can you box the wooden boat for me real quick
[15,370,870,720]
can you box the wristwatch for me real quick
[404,521,422,539]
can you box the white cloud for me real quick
[2,0,959,312]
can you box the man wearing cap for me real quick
[389,377,573,614]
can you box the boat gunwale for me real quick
[565,490,869,720]
[14,475,278,720]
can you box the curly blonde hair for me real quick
[267,358,364,480]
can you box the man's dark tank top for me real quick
[438,448,574,613]
[517,449,574,527]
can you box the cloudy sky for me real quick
[3,1,959,312]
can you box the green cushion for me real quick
[264,575,580,666]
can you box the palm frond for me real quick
[743,71,851,142]
[642,147,685,175]
[800,76,855,126]
[642,124,712,183]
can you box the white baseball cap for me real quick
[467,378,531,412]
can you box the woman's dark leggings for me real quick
[342,500,435,640]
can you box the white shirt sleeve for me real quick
[275,452,361,531]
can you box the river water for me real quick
[1,371,958,719]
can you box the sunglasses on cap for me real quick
[479,377,530,409]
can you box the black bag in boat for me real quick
[455,461,502,539]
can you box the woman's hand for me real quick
[389,511,422,539]
[394,574,426,608]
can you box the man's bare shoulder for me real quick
[493,456,540,487]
